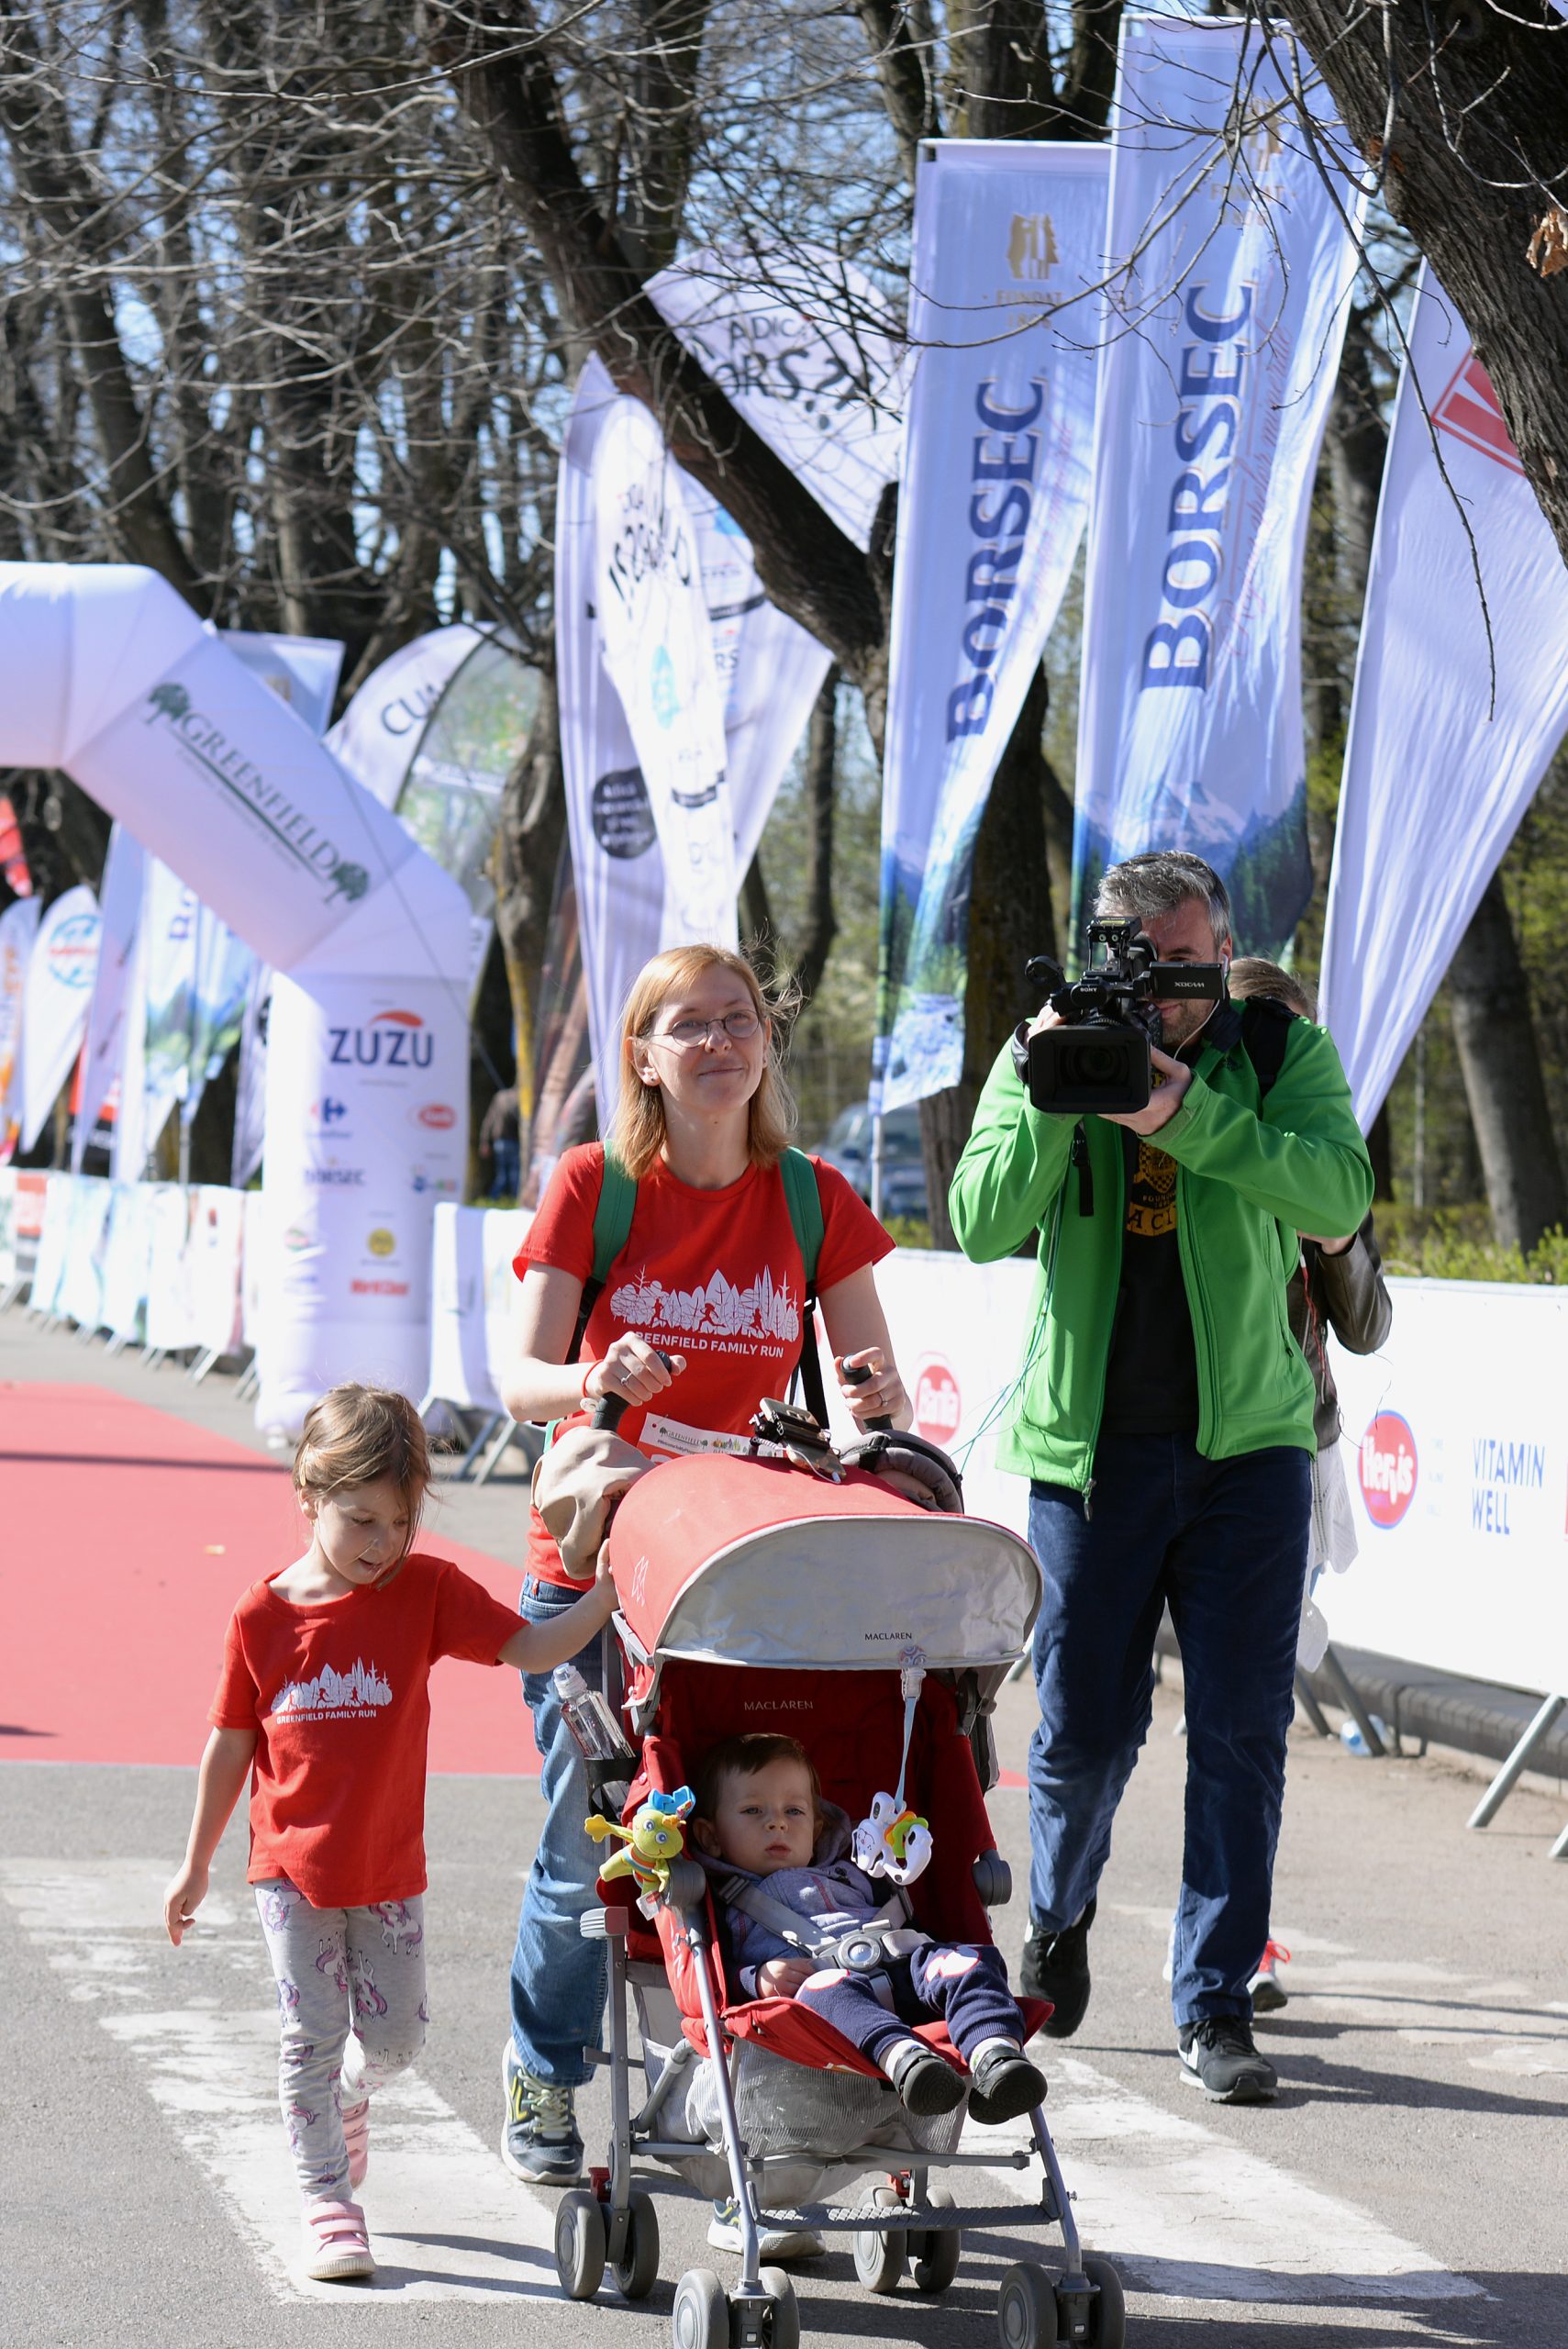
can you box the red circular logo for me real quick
[1358,1411,1418,1529]
[913,1355,962,1444]
[416,1102,457,1130]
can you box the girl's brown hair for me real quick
[606,944,799,1182]
[293,1383,431,1553]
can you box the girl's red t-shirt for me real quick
[515,1146,895,1586]
[208,1554,522,1908]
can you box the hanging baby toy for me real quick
[587,1786,695,1914]
[851,1654,933,1886]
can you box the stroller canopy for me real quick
[607,1452,1040,1670]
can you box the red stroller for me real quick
[549,1433,1126,2349]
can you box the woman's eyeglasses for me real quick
[651,1009,762,1049]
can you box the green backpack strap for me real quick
[569,1146,638,1363]
[779,1147,829,1429]
[778,1145,824,1287]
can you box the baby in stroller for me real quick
[693,1731,1046,2125]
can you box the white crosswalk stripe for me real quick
[0,1858,562,2303]
[3,1856,1491,2319]
[965,2055,1484,2309]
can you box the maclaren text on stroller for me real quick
[548,1400,1127,2349]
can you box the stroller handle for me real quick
[840,1356,894,1434]
[589,1349,677,1433]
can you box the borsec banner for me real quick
[20,883,101,1151]
[1072,17,1364,957]
[876,139,1107,1112]
[1320,267,1568,1124]
[651,243,906,550]
[592,397,737,948]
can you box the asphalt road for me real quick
[3,1313,1566,2348]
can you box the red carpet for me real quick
[0,1383,540,1776]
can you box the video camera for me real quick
[1021,918,1227,1116]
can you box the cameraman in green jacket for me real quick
[951,850,1373,2103]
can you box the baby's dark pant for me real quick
[795,1942,1021,2071]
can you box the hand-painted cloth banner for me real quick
[72,822,145,1169]
[1072,17,1364,958]
[875,139,1108,1112]
[1320,267,1568,1124]
[20,884,100,1151]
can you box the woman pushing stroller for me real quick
[497,943,911,2243]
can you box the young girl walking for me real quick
[163,1382,617,2284]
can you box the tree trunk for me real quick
[792,669,840,1009]
[920,663,1056,1246]
[492,656,568,1160]
[1446,870,1567,1253]
[1280,6,1568,573]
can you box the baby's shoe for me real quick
[341,2097,371,2190]
[966,2039,1047,2125]
[302,2198,375,2283]
[884,2037,966,2116]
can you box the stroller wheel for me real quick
[554,2188,606,2301]
[672,2266,729,2349]
[1079,2254,1127,2348]
[997,2261,1054,2349]
[758,2266,800,2349]
[909,2186,962,2294]
[851,2191,906,2296]
[612,2189,661,2301]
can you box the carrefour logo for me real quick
[48,914,100,986]
[1359,1412,1418,1530]
[328,1008,433,1070]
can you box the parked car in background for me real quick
[811,1098,929,1221]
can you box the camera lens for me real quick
[1062,1041,1130,1088]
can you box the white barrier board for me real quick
[426,1203,532,1415]
[1327,1278,1567,1698]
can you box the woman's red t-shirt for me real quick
[208,1554,523,1908]
[516,1146,894,1586]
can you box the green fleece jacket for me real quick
[949,1010,1374,1491]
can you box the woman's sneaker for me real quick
[885,2037,967,2116]
[302,2199,375,2283]
[706,2199,825,2261]
[340,2097,370,2191]
[1177,2015,1278,2103]
[501,2042,584,2182]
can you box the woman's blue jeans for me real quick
[1027,1433,1309,2028]
[507,1575,608,2087]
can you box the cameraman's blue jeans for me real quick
[1027,1433,1309,2028]
[507,1574,608,2088]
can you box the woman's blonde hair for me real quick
[293,1383,431,1551]
[606,944,799,1181]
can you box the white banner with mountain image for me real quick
[1071,17,1365,958]
[875,139,1108,1113]
[1320,267,1568,1125]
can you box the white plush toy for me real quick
[851,1657,934,1886]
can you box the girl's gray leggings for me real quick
[254,1877,428,2205]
